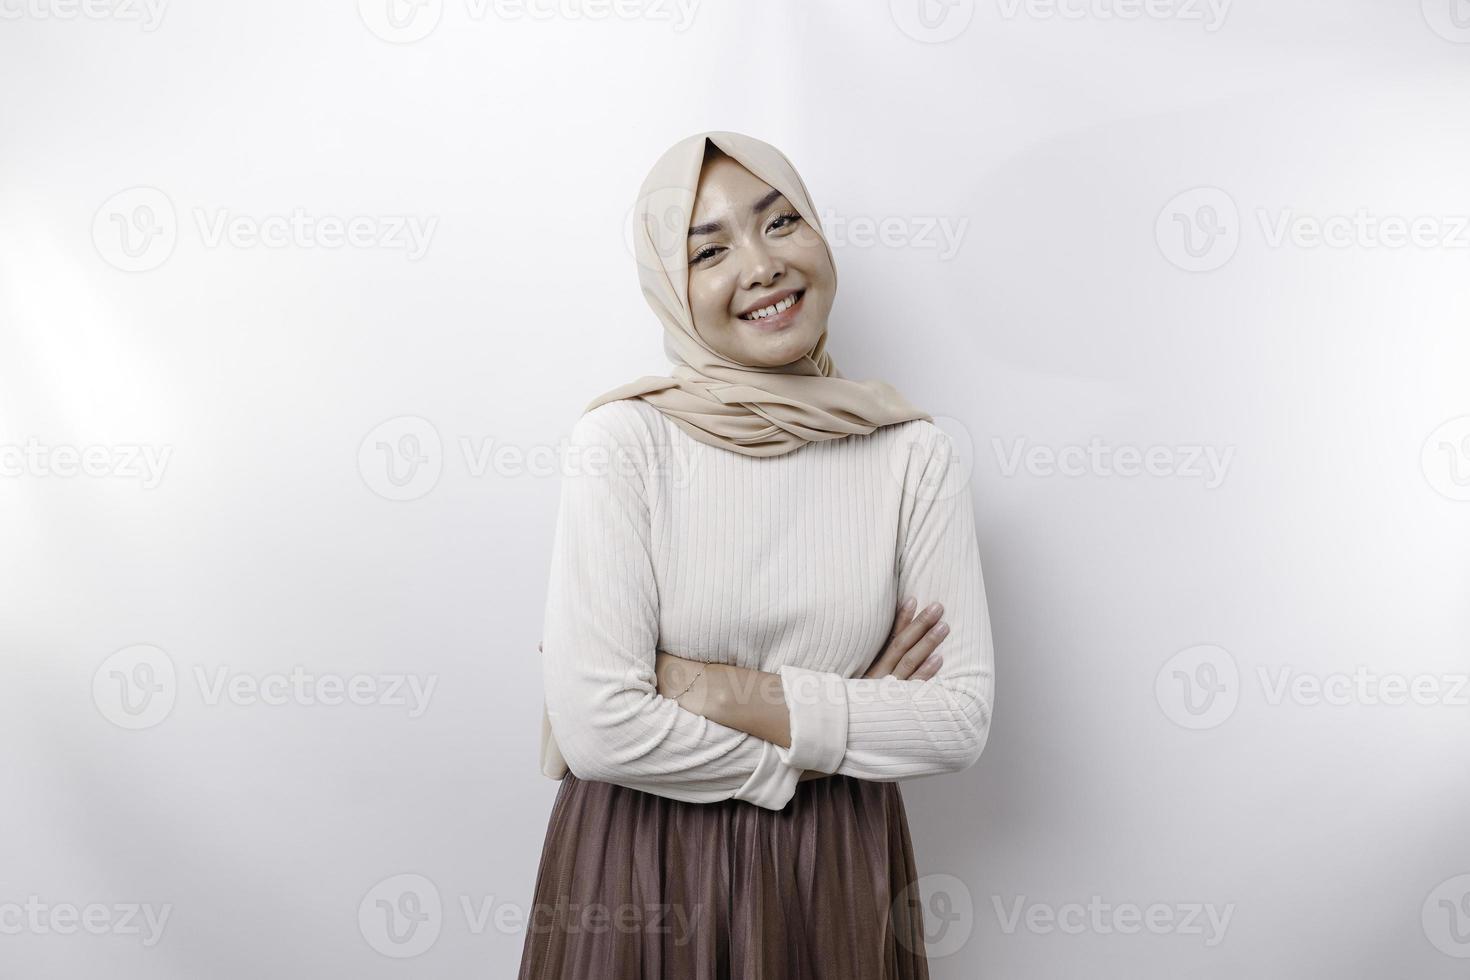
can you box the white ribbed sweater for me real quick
[539,398,995,811]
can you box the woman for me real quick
[519,131,995,979]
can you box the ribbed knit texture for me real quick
[540,398,994,810]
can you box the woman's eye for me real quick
[769,211,802,233]
[690,245,721,265]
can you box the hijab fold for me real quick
[584,130,930,457]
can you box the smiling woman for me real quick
[520,131,996,980]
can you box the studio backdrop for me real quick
[2,1,1468,977]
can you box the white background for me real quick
[3,0,1469,976]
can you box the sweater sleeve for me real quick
[540,406,803,810]
[773,423,995,780]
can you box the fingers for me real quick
[866,599,949,679]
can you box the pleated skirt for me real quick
[516,771,931,980]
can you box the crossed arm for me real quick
[540,411,995,810]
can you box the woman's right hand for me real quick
[861,597,948,681]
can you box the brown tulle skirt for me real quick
[516,771,931,980]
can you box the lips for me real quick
[736,289,805,331]
[736,288,804,321]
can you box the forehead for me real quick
[690,154,779,221]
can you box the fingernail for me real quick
[926,602,943,616]
[933,622,949,636]
[902,597,916,612]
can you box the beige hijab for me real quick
[584,130,931,457]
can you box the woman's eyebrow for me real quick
[688,188,787,238]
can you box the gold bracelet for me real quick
[671,666,705,701]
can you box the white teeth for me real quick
[741,292,800,320]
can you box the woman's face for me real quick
[685,151,835,368]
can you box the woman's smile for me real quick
[735,288,806,332]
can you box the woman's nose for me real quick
[740,240,784,290]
